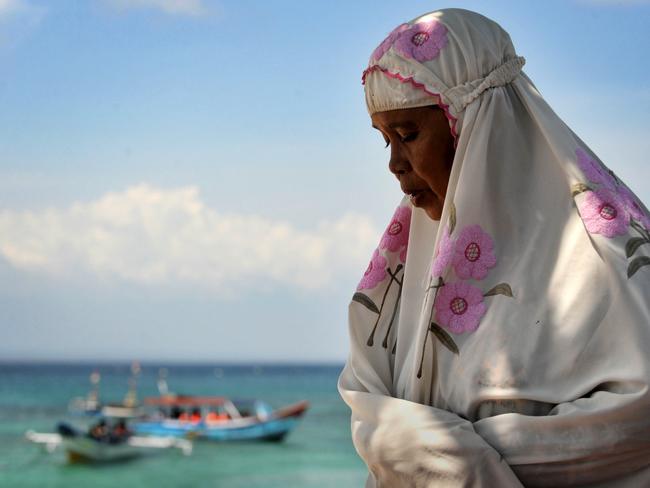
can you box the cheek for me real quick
[411,150,449,192]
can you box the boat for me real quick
[26,411,192,463]
[133,395,309,442]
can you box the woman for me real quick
[338,8,650,487]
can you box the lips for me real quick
[402,187,428,198]
[402,187,431,207]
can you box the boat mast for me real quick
[123,361,140,408]
[87,370,101,409]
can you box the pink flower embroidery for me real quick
[435,281,487,334]
[452,225,497,280]
[576,148,615,189]
[431,227,455,277]
[379,206,412,252]
[357,249,387,291]
[617,185,647,223]
[399,246,408,264]
[578,188,630,238]
[370,23,409,62]
[394,18,448,63]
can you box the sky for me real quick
[0,0,648,362]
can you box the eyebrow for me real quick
[389,121,418,130]
[371,122,418,130]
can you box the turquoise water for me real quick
[0,363,366,487]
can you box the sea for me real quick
[0,363,367,487]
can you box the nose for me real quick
[388,143,410,177]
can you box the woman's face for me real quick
[371,105,455,220]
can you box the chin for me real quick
[424,209,442,221]
[423,203,443,221]
[412,191,444,221]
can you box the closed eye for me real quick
[400,132,419,143]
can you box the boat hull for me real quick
[48,423,193,463]
[134,400,309,442]
[62,437,150,463]
[134,416,299,442]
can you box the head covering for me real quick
[339,8,650,487]
[363,71,436,115]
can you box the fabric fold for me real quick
[447,56,526,111]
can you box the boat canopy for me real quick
[100,405,143,418]
[144,396,227,407]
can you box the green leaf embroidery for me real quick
[352,292,380,314]
[630,219,650,241]
[484,283,514,298]
[449,202,457,235]
[571,183,591,197]
[430,322,459,355]
[625,237,649,258]
[627,256,650,279]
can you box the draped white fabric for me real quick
[339,9,650,487]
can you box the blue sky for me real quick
[0,0,648,362]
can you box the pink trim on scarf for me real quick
[362,65,459,144]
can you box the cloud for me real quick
[0,0,45,48]
[105,0,208,16]
[0,0,22,16]
[0,0,43,18]
[0,0,39,23]
[0,185,379,294]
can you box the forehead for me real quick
[371,106,439,129]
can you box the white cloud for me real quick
[106,0,208,16]
[0,0,22,16]
[0,185,379,294]
[0,0,41,19]
[0,0,45,48]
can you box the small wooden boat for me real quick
[26,417,192,463]
[133,396,309,442]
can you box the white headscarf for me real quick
[339,8,650,487]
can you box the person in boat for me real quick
[338,8,650,487]
[88,419,108,441]
[103,419,132,444]
[206,409,229,423]
[111,419,131,438]
[190,408,202,423]
[170,406,182,420]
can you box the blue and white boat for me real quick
[133,396,309,442]
[26,409,192,464]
